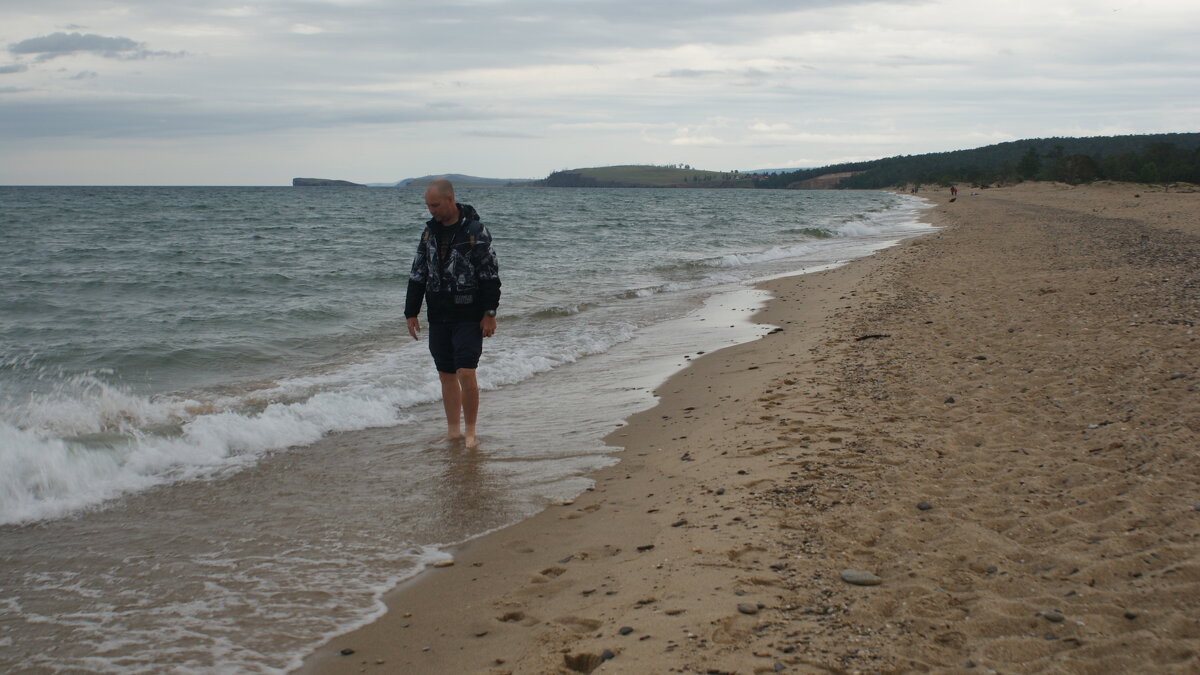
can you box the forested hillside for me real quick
[756,133,1200,189]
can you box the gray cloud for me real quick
[0,63,28,74]
[0,96,513,140]
[463,130,542,139]
[657,69,719,79]
[9,32,181,62]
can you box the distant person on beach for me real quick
[404,179,501,449]
[951,185,958,197]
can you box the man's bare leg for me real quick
[457,368,480,448]
[438,371,463,441]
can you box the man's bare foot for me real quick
[464,433,479,449]
[443,431,464,443]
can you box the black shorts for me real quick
[428,321,483,373]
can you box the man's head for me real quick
[424,179,458,226]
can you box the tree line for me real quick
[754,133,1200,189]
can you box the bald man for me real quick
[404,179,501,448]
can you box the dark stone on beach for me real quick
[672,519,688,527]
[840,569,882,586]
[986,566,998,574]
[944,396,956,404]
[974,355,988,360]
[737,603,759,615]
[716,488,726,495]
[339,648,355,656]
[1041,610,1065,623]
[475,630,489,637]
[917,501,933,511]
[1125,611,1139,620]
[637,544,655,552]
[619,626,633,635]
[775,662,786,671]
[601,649,615,661]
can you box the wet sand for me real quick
[300,182,1199,674]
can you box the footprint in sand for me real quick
[555,616,602,633]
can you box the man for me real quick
[404,179,500,449]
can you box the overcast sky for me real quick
[2,0,1196,185]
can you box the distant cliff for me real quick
[292,178,365,187]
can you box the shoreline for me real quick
[299,182,1198,674]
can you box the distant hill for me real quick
[292,177,365,187]
[756,133,1200,189]
[380,173,536,188]
[533,164,766,188]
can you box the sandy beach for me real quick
[300,182,1199,674]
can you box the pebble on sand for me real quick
[737,603,760,615]
[432,559,454,568]
[840,569,883,586]
[1039,610,1066,623]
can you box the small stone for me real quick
[636,544,655,552]
[1124,611,1139,620]
[375,659,385,665]
[715,488,726,495]
[737,603,759,615]
[840,569,882,586]
[601,649,615,661]
[339,648,355,656]
[944,396,956,404]
[1041,610,1065,623]
[671,519,688,527]
[774,662,786,672]
[619,626,633,635]
[986,566,998,574]
[475,631,489,637]
[917,501,933,511]
[432,559,454,568]
[974,355,987,360]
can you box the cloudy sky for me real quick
[2,0,1196,185]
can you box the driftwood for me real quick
[854,333,891,341]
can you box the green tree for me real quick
[1017,148,1041,180]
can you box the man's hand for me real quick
[481,314,497,338]
[407,316,421,340]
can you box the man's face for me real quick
[425,190,458,225]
